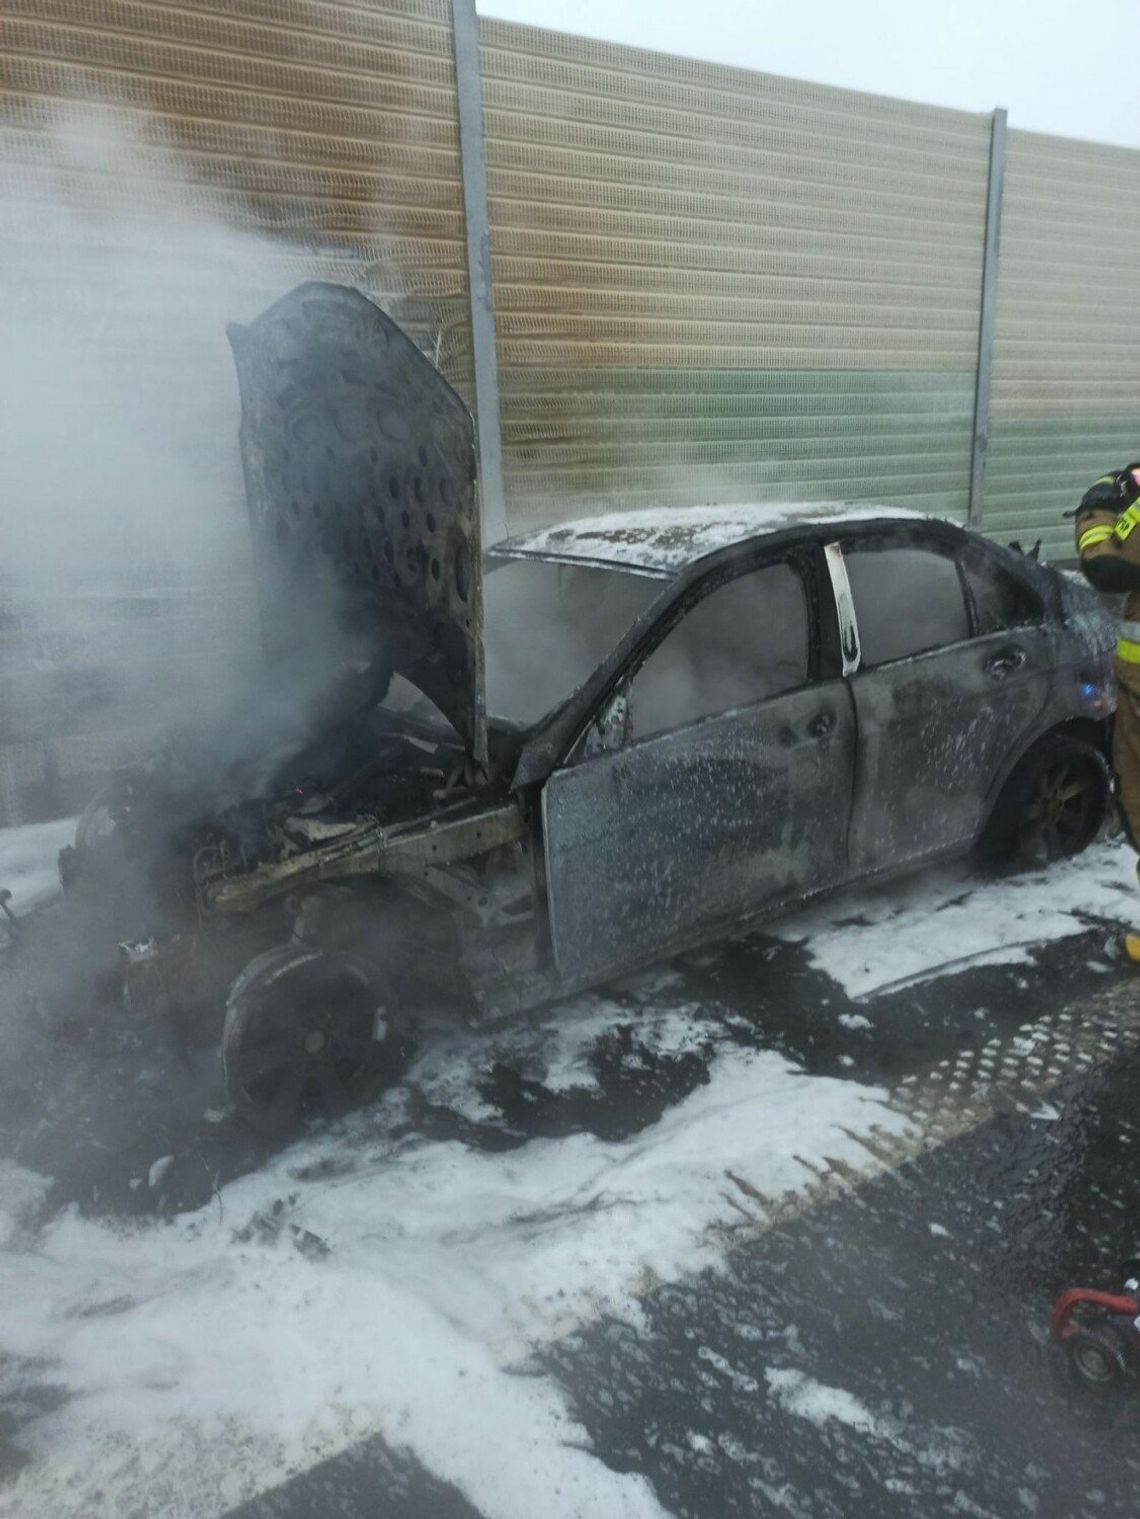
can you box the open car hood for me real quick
[228,283,486,766]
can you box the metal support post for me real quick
[967,107,1008,527]
[450,0,508,548]
[0,750,20,829]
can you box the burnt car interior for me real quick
[621,556,813,739]
[482,558,660,729]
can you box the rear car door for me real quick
[540,548,856,985]
[841,533,1052,874]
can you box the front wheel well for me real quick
[1047,715,1112,758]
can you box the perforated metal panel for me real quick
[0,0,471,385]
[985,128,1140,559]
[0,4,1005,556]
[477,17,992,528]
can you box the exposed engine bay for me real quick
[63,670,517,926]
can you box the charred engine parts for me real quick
[119,934,199,1013]
[206,798,527,914]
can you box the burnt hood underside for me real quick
[228,282,486,766]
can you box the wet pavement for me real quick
[538,1033,1140,1519]
[3,868,1140,1515]
[223,945,1140,1519]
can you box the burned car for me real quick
[61,283,1117,1133]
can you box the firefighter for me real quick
[1075,462,1140,960]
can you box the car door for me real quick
[841,533,1053,875]
[540,549,857,986]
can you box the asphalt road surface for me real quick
[3,842,1140,1517]
[223,946,1140,1519]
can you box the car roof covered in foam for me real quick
[489,502,934,578]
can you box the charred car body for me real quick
[60,284,1117,1132]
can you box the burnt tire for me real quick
[1064,1323,1133,1395]
[222,945,410,1137]
[977,734,1109,869]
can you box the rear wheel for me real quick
[1065,1323,1133,1394]
[978,734,1108,869]
[222,946,409,1136]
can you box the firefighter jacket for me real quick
[1075,464,1140,694]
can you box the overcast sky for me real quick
[479,0,1140,150]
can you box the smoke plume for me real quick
[0,108,407,813]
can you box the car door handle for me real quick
[984,647,1028,679]
[808,710,836,740]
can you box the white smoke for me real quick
[0,107,414,811]
[0,110,278,596]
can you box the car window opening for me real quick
[844,544,970,666]
[630,560,809,739]
[483,558,660,727]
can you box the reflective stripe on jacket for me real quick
[1120,620,1140,665]
[1074,475,1140,685]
